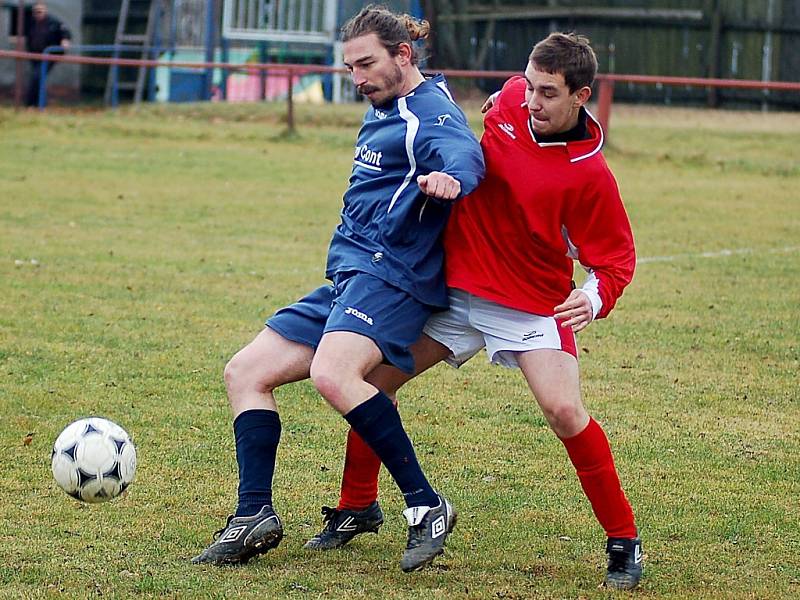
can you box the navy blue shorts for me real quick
[266,272,432,374]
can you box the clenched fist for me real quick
[416,172,461,200]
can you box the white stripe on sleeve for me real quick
[436,81,456,104]
[388,97,420,213]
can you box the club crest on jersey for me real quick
[344,306,374,326]
[374,109,388,119]
[435,114,452,126]
[353,144,383,172]
[498,123,516,139]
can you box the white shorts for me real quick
[423,289,578,369]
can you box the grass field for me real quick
[1,99,799,599]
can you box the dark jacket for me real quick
[27,15,71,54]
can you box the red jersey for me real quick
[444,77,635,320]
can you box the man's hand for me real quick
[554,289,593,333]
[481,91,500,113]
[417,172,461,200]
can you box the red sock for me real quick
[337,428,382,510]
[560,417,638,539]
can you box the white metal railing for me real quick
[222,0,337,44]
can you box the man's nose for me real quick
[350,68,366,87]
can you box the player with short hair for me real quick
[305,32,644,590]
[191,5,484,572]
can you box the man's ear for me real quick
[395,42,413,66]
[574,85,592,108]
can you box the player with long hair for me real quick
[192,5,484,572]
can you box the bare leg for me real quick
[310,331,384,414]
[193,327,316,564]
[224,326,315,417]
[366,333,452,396]
[517,349,588,438]
[517,348,636,539]
[223,327,314,513]
[317,335,451,520]
[310,331,446,509]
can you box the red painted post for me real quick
[596,78,615,138]
[286,66,295,134]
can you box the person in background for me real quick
[24,1,71,106]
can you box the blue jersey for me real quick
[325,74,485,309]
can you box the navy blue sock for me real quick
[233,409,281,517]
[344,391,438,508]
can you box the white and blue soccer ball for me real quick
[51,417,137,503]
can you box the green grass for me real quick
[1,100,799,599]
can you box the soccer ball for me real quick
[51,417,137,503]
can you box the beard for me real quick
[359,64,404,108]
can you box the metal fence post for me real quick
[111,61,120,108]
[204,0,216,100]
[37,58,48,109]
[14,0,25,109]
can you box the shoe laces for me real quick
[212,515,234,541]
[320,506,341,531]
[405,521,426,551]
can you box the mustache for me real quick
[358,84,379,95]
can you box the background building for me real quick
[1,0,798,108]
[425,0,800,109]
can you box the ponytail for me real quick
[341,4,430,64]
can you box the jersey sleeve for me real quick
[412,102,485,198]
[564,164,636,320]
[494,76,526,109]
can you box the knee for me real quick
[222,355,244,396]
[309,360,343,404]
[223,351,276,400]
[310,351,367,408]
[542,401,587,438]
